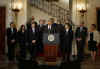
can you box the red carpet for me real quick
[37,51,62,57]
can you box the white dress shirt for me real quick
[66,29,69,32]
[32,28,35,32]
[48,25,51,30]
[80,27,83,32]
[11,28,13,32]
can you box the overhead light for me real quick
[11,0,23,27]
[46,0,59,2]
[77,2,87,15]
[61,0,69,3]
[11,0,23,12]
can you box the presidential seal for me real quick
[48,34,55,42]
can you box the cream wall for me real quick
[0,0,10,28]
[0,0,27,29]
[17,0,27,29]
[87,0,100,28]
[27,0,53,24]
[55,0,69,9]
[27,6,57,24]
[72,0,100,28]
[27,0,70,24]
[1,0,100,29]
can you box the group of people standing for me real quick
[7,16,100,63]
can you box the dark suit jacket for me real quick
[75,27,88,40]
[62,29,73,52]
[7,28,17,44]
[28,28,39,46]
[43,24,65,49]
[17,30,27,45]
[27,21,38,30]
[43,24,59,34]
[37,25,45,44]
[37,25,45,33]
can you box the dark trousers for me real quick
[76,40,85,61]
[62,45,71,62]
[8,43,16,61]
[20,44,26,59]
[38,44,43,53]
[28,44,37,60]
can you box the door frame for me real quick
[96,7,100,32]
[0,6,6,55]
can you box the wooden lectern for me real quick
[43,33,60,62]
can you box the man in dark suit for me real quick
[38,19,46,53]
[27,16,38,30]
[28,23,39,61]
[75,22,88,61]
[62,23,73,63]
[43,18,58,34]
[43,18,65,53]
[7,22,17,62]
[38,19,46,28]
[38,19,46,38]
[49,18,57,27]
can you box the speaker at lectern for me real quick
[43,33,60,62]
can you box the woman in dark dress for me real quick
[62,23,73,62]
[18,25,27,59]
[88,24,100,62]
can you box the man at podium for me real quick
[43,18,60,62]
[43,18,58,33]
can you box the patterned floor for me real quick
[0,55,100,69]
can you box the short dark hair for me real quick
[91,24,96,28]
[49,18,55,23]
[80,22,84,24]
[65,23,71,27]
[10,22,14,26]
[31,22,36,27]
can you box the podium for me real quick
[43,33,60,62]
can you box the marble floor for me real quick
[0,55,100,69]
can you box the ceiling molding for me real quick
[45,0,59,2]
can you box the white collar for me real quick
[66,29,69,32]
